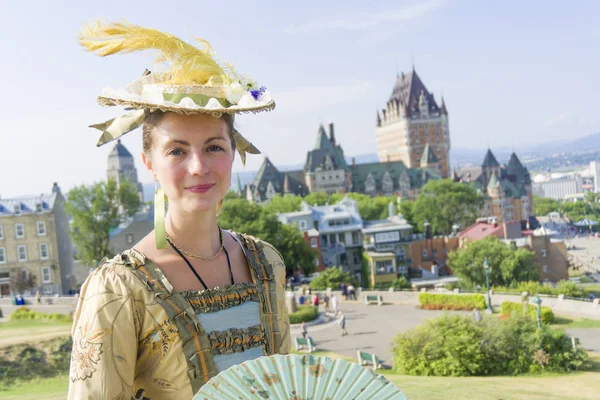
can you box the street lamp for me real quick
[532,295,542,328]
[483,258,492,313]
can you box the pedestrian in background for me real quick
[331,294,339,315]
[339,312,348,336]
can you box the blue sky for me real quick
[1,0,598,197]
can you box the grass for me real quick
[583,284,600,298]
[0,375,69,400]
[552,316,600,329]
[2,353,599,400]
[0,319,72,347]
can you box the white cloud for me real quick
[286,0,447,34]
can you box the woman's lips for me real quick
[186,184,215,193]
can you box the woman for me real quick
[68,21,290,399]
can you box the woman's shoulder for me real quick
[228,231,285,266]
[83,250,149,295]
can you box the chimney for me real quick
[328,122,336,145]
[352,157,356,167]
[424,221,431,239]
[388,202,395,218]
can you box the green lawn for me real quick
[0,375,69,400]
[2,354,599,400]
[553,316,600,329]
[583,284,600,298]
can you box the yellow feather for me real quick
[79,21,234,85]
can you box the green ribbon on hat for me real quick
[161,93,231,108]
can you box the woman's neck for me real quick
[164,206,221,256]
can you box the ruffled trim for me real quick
[207,325,265,355]
[183,283,259,314]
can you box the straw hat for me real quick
[80,21,270,163]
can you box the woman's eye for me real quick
[208,145,224,152]
[168,148,184,156]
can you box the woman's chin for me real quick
[182,198,220,213]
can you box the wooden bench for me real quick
[364,294,383,306]
[294,337,317,353]
[357,350,383,370]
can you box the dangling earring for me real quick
[154,181,167,249]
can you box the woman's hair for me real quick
[142,110,236,156]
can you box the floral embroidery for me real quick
[140,318,179,360]
[70,323,111,381]
[309,364,327,378]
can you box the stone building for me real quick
[0,183,74,296]
[107,139,144,201]
[375,68,451,177]
[455,150,533,224]
[245,122,440,202]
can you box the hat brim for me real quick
[98,95,276,116]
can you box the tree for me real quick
[65,179,141,266]
[10,268,37,295]
[411,179,484,235]
[263,194,303,214]
[532,196,560,217]
[346,193,397,221]
[448,237,537,287]
[219,198,316,276]
[309,266,358,290]
[303,192,331,207]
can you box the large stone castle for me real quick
[375,68,451,178]
[244,69,447,203]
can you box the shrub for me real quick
[288,305,319,324]
[501,301,555,324]
[309,266,358,290]
[0,336,73,388]
[491,280,586,298]
[418,293,486,310]
[391,276,412,290]
[391,314,589,377]
[555,280,586,298]
[8,306,72,323]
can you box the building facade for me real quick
[375,69,451,178]
[362,202,413,287]
[0,183,74,296]
[245,122,441,203]
[507,235,569,283]
[455,150,533,224]
[533,175,583,200]
[278,196,363,280]
[107,139,144,201]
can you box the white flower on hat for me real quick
[225,82,246,105]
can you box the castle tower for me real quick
[107,139,144,201]
[375,69,451,177]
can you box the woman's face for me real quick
[143,113,234,214]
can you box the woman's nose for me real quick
[188,152,209,175]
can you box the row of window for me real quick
[15,267,52,284]
[0,222,47,240]
[0,243,49,263]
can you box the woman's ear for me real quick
[142,152,154,175]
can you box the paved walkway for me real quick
[292,302,600,365]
